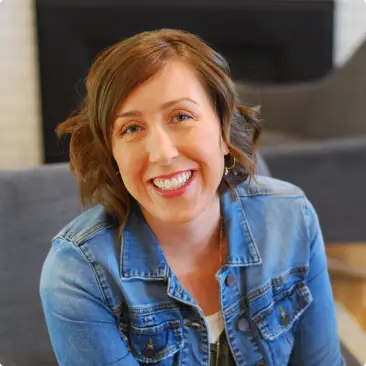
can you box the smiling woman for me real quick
[40,29,345,366]
[56,29,260,234]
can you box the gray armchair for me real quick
[237,40,366,141]
[235,39,366,244]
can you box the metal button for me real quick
[279,307,290,326]
[184,320,202,329]
[225,273,236,286]
[255,362,265,366]
[144,338,156,357]
[237,318,249,332]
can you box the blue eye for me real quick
[121,124,140,136]
[172,112,192,123]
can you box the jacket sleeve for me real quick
[40,237,139,366]
[288,198,346,366]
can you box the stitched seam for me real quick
[129,303,180,316]
[74,223,115,245]
[247,280,273,303]
[261,300,311,340]
[232,186,261,260]
[307,264,327,284]
[303,197,327,283]
[135,342,182,363]
[246,267,309,303]
[105,353,133,366]
[53,223,115,246]
[303,196,311,250]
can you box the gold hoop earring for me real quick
[224,155,236,176]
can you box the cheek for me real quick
[190,125,225,162]
[113,145,143,184]
[185,132,225,185]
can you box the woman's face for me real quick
[112,60,228,224]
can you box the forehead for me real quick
[118,60,209,112]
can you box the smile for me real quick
[153,171,192,190]
[149,170,196,198]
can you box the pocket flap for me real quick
[129,319,183,363]
[253,282,313,341]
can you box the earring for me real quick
[116,171,121,176]
[224,155,236,176]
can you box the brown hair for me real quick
[57,29,261,232]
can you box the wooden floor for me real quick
[326,243,366,331]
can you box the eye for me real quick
[121,124,141,136]
[171,111,193,123]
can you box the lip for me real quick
[150,170,196,199]
[149,169,193,181]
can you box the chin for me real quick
[158,206,201,224]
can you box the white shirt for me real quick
[205,311,224,344]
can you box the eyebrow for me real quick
[115,98,199,119]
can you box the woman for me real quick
[40,29,345,366]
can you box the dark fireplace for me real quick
[36,0,334,163]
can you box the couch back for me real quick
[0,164,81,365]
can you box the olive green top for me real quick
[210,331,236,365]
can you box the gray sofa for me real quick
[262,137,366,243]
[0,154,362,365]
[0,164,81,366]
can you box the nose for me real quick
[147,127,178,165]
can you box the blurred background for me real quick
[1,0,366,168]
[0,0,365,365]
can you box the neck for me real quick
[142,195,221,265]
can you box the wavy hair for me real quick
[57,29,262,233]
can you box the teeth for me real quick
[153,171,192,190]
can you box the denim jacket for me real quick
[40,176,345,366]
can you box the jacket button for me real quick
[237,318,249,332]
[225,273,236,286]
[144,338,156,357]
[255,362,265,366]
[280,310,290,326]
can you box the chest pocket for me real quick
[128,319,183,365]
[251,281,313,363]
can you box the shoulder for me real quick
[235,175,305,198]
[230,176,320,267]
[41,205,123,311]
[54,204,118,246]
[234,175,309,227]
[233,175,313,234]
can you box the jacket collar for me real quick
[120,185,262,280]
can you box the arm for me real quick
[40,237,139,366]
[288,199,345,366]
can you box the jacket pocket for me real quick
[252,281,313,342]
[129,319,183,365]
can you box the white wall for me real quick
[0,0,42,169]
[334,0,366,66]
[0,0,365,169]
